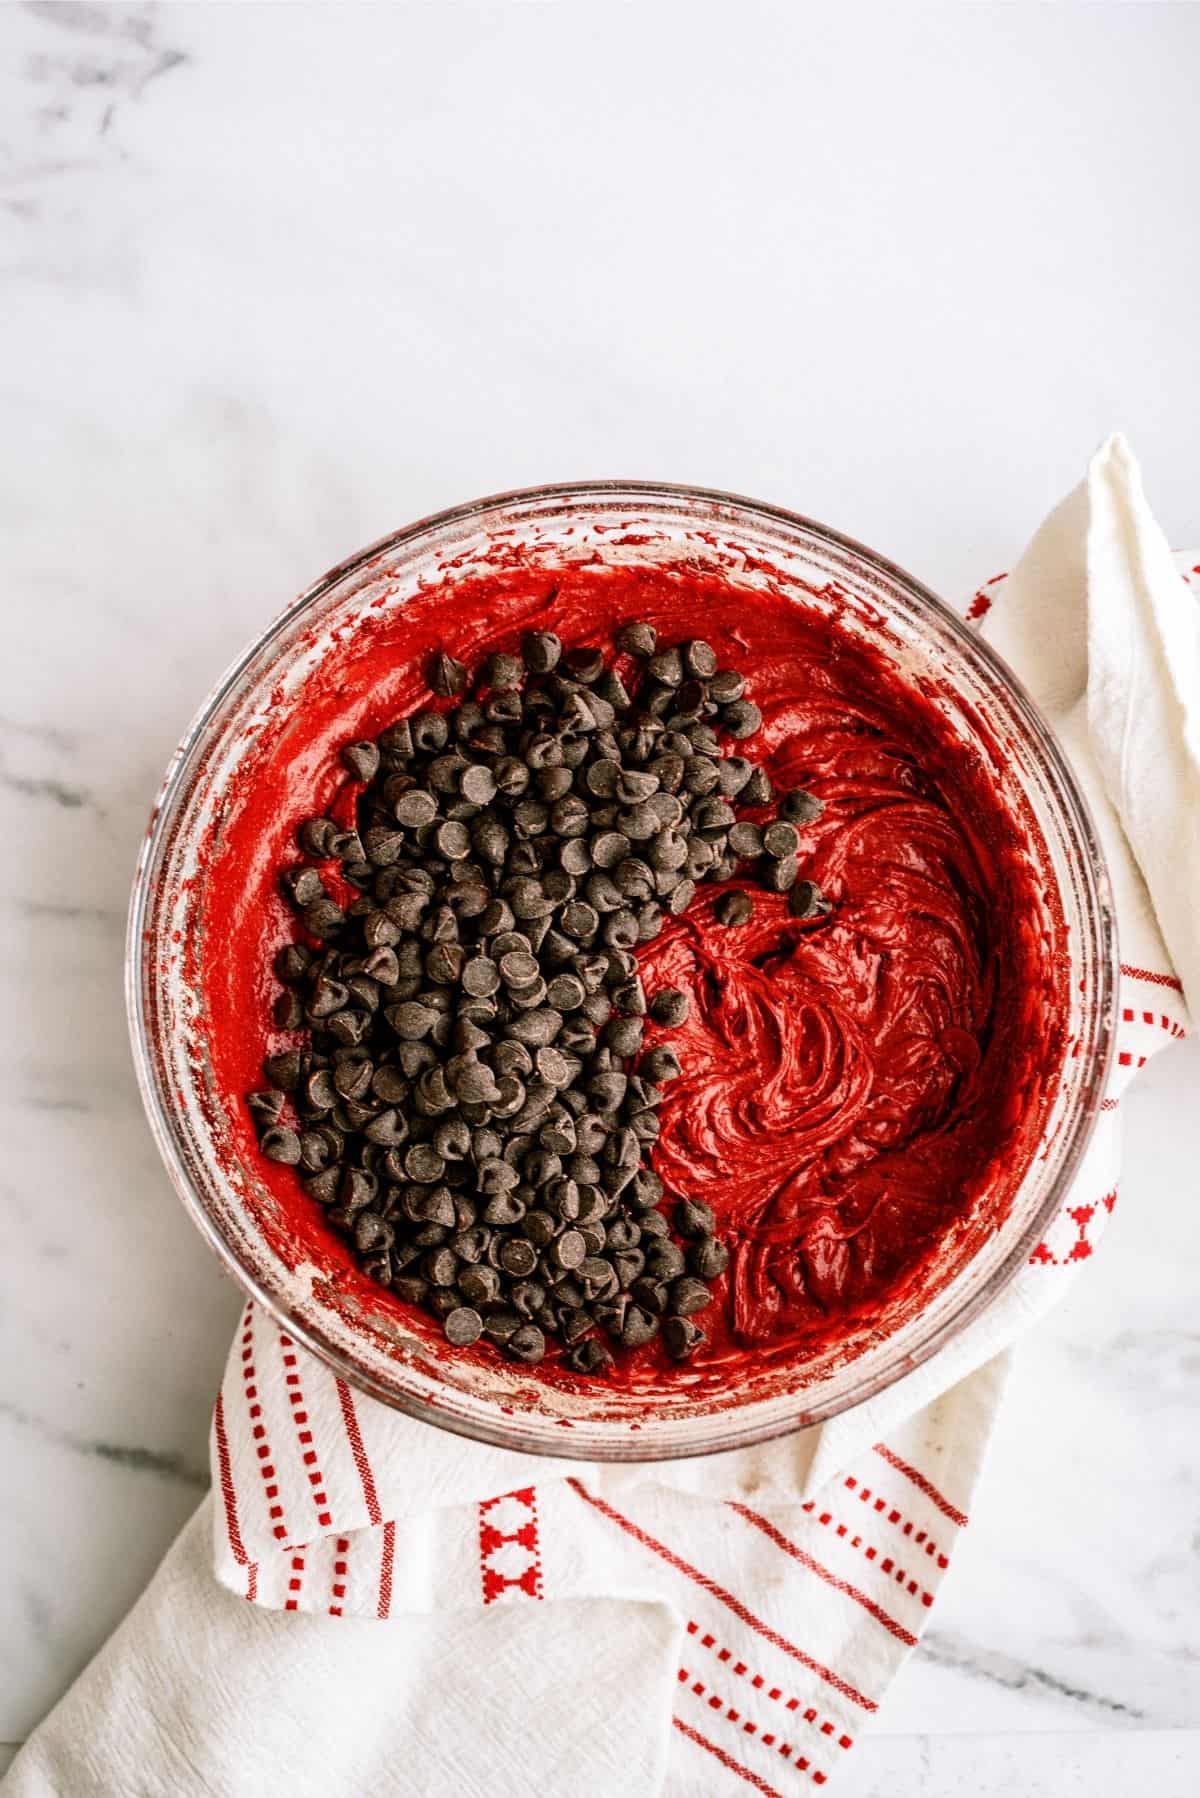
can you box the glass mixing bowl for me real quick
[127,483,1116,1459]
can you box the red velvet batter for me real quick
[199,559,1064,1396]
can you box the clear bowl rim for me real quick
[126,478,1118,1460]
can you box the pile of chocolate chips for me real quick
[247,622,829,1374]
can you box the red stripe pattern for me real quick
[478,1487,544,1605]
[329,1535,349,1618]
[871,1445,969,1529]
[674,1715,789,1797]
[335,1376,382,1526]
[965,570,1009,622]
[568,1478,878,1713]
[679,1668,829,1785]
[212,1392,257,1602]
[684,1621,853,1748]
[279,1333,332,1530]
[727,1503,918,1646]
[239,1307,290,1547]
[1120,962,1185,993]
[378,1519,395,1620]
[1029,1190,1118,1266]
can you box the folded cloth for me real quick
[7,436,1194,1797]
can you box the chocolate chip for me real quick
[683,639,718,679]
[523,1209,558,1247]
[485,652,523,690]
[264,1049,303,1091]
[509,1280,545,1320]
[708,670,745,703]
[569,1338,614,1374]
[605,1214,641,1252]
[434,820,472,860]
[444,1306,483,1346]
[285,865,328,906]
[622,1304,659,1347]
[508,877,555,920]
[560,838,592,877]
[714,889,753,926]
[451,1226,488,1264]
[498,1237,538,1277]
[305,898,346,939]
[616,621,657,657]
[645,1239,686,1282]
[562,1308,597,1345]
[781,787,824,824]
[669,1276,712,1316]
[590,830,629,870]
[388,1001,438,1039]
[371,1064,407,1104]
[424,1246,459,1286]
[333,1058,373,1104]
[429,649,468,697]
[565,646,605,683]
[649,986,689,1027]
[248,1088,286,1125]
[647,647,683,688]
[789,879,833,919]
[716,756,752,798]
[395,789,438,830]
[560,900,599,941]
[393,1274,430,1305]
[461,954,500,998]
[626,1273,662,1314]
[690,1237,729,1278]
[298,817,339,859]
[763,853,799,892]
[455,766,492,810]
[354,1211,394,1255]
[507,1008,562,1047]
[330,828,365,863]
[763,820,799,859]
[482,1190,527,1227]
[552,1229,586,1270]
[722,699,762,739]
[364,1108,407,1147]
[665,881,694,920]
[260,1126,301,1164]
[341,740,381,782]
[482,1308,522,1343]
[663,1315,705,1360]
[458,1264,501,1306]
[551,796,590,839]
[729,822,763,858]
[579,1256,619,1302]
[742,765,773,806]
[507,1323,545,1363]
[523,630,562,673]
[365,826,409,868]
[611,1251,645,1292]
[275,943,314,984]
[674,1197,715,1237]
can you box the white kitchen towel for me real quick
[6,436,1195,1798]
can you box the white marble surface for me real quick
[2,2,1199,1790]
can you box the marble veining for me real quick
[2,2,1199,1790]
[0,1396,208,1491]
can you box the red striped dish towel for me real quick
[205,437,1193,1793]
[6,438,1194,1798]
